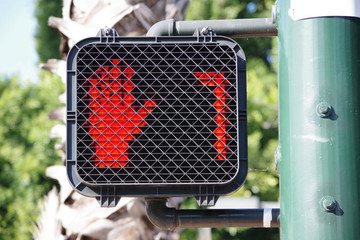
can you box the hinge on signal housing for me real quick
[196,185,219,207]
[96,186,121,207]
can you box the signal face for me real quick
[67,35,247,204]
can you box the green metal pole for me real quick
[277,0,360,239]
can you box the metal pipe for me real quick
[146,18,277,38]
[145,198,280,230]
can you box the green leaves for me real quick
[34,0,62,63]
[0,73,63,240]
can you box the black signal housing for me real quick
[66,32,247,207]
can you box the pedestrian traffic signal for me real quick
[66,30,247,207]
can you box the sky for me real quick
[0,0,39,82]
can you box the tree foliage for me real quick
[0,2,64,239]
[186,0,275,64]
[0,73,63,240]
[34,0,62,63]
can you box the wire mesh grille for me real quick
[76,42,239,184]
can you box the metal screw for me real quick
[201,27,209,35]
[317,102,332,118]
[321,196,336,212]
[104,26,110,36]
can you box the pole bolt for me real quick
[316,102,332,118]
[321,196,337,212]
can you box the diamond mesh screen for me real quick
[75,42,239,185]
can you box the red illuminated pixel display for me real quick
[86,60,231,168]
[82,60,235,171]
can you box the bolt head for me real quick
[319,104,329,114]
[317,102,332,118]
[323,199,335,209]
[201,27,209,35]
[321,196,336,212]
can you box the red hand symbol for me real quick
[87,59,156,167]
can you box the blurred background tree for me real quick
[34,0,62,62]
[0,1,63,239]
[0,73,63,240]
